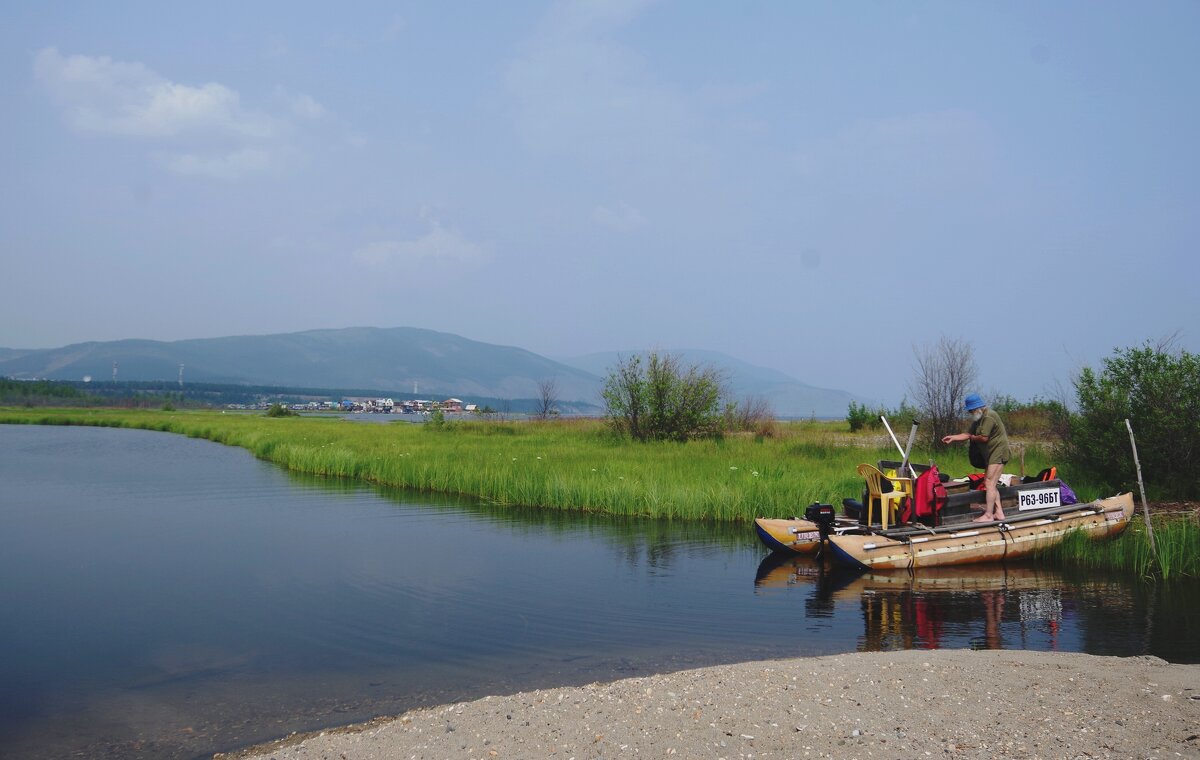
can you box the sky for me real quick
[2,1,1197,405]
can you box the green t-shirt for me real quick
[971,408,1011,465]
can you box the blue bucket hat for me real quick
[964,393,986,412]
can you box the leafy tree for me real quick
[265,403,297,417]
[602,351,726,442]
[1066,342,1200,498]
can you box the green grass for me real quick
[1041,515,1200,580]
[0,407,1080,523]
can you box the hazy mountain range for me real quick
[0,327,866,417]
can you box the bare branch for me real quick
[535,377,559,421]
[908,336,978,448]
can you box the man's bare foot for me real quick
[973,515,994,523]
[994,512,1006,521]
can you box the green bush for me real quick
[602,352,725,442]
[846,400,872,432]
[1066,343,1199,499]
[265,403,298,418]
[846,399,920,433]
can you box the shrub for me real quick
[846,400,872,432]
[602,351,725,442]
[998,396,1070,438]
[847,399,921,433]
[725,395,776,436]
[1066,343,1199,499]
[265,403,298,417]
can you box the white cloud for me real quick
[593,202,646,231]
[354,221,489,269]
[34,47,273,139]
[273,88,326,120]
[33,47,330,180]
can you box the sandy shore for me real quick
[226,650,1199,760]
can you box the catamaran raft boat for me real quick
[755,463,1135,571]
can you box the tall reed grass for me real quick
[1041,515,1200,580]
[0,408,1088,523]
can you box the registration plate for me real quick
[1018,486,1061,511]
[791,530,820,542]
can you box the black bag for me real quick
[968,440,986,469]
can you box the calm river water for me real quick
[1,425,1195,759]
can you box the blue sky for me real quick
[2,1,1196,404]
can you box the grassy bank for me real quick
[7,407,1197,578]
[0,407,1071,523]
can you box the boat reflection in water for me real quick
[752,554,1153,655]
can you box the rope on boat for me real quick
[897,520,938,574]
[903,534,917,573]
[998,522,1014,562]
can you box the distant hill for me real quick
[0,327,605,403]
[556,349,866,419]
[0,329,867,417]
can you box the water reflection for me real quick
[282,468,759,581]
[751,555,1181,657]
[284,468,753,554]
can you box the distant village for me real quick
[229,397,478,414]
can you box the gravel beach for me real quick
[228,650,1199,760]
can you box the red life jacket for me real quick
[898,466,948,525]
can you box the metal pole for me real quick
[880,416,917,478]
[900,419,919,478]
[1125,418,1157,559]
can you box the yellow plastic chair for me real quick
[857,463,909,530]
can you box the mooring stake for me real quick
[1125,418,1157,560]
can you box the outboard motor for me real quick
[804,502,837,557]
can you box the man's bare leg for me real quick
[985,462,1005,521]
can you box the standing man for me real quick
[942,393,1011,522]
